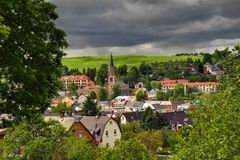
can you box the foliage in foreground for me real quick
[0,0,68,121]
[0,117,156,160]
[173,46,240,160]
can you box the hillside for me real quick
[62,55,202,70]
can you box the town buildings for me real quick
[61,75,95,90]
[80,116,121,147]
[120,110,192,130]
[203,62,224,80]
[107,54,129,98]
[160,79,218,93]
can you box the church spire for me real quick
[110,53,114,67]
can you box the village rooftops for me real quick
[80,116,122,146]
[61,75,90,80]
[160,79,189,85]
[161,81,218,87]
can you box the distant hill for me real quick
[62,55,202,70]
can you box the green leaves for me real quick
[0,16,10,40]
[81,96,99,116]
[173,46,240,160]
[0,0,68,120]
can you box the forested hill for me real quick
[62,55,201,70]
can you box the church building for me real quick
[108,54,129,98]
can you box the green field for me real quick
[62,55,202,70]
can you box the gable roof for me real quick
[121,111,143,122]
[163,111,192,126]
[80,116,112,142]
[59,117,75,131]
[125,101,144,108]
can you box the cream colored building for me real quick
[80,116,121,147]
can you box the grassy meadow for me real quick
[62,55,202,70]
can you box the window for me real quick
[114,129,117,135]
[109,120,112,124]
[106,131,108,137]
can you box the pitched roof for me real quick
[163,111,192,126]
[121,111,143,122]
[160,79,189,84]
[125,101,144,108]
[59,117,75,131]
[61,75,90,80]
[80,116,111,142]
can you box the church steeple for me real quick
[108,53,116,81]
[110,53,114,67]
[108,53,117,99]
[109,53,115,77]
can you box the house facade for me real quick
[61,75,95,90]
[160,79,218,93]
[59,117,96,144]
[80,116,121,147]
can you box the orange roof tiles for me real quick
[160,79,189,84]
[61,75,90,80]
[161,80,219,87]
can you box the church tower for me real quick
[108,53,116,84]
[108,53,117,98]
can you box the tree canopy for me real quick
[173,45,240,160]
[81,96,99,116]
[0,0,68,121]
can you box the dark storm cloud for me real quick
[52,0,240,55]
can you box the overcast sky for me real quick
[52,0,240,57]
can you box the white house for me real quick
[80,116,121,147]
[148,89,159,100]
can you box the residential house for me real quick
[159,101,173,112]
[163,111,192,130]
[51,96,75,107]
[80,116,121,147]
[160,79,218,93]
[120,111,143,125]
[62,96,75,107]
[124,101,144,112]
[148,89,159,100]
[142,101,173,112]
[98,101,111,110]
[61,75,95,90]
[59,117,97,144]
[113,105,127,113]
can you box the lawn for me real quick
[62,55,201,70]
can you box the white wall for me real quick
[100,119,121,147]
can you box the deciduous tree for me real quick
[81,96,98,116]
[173,46,240,160]
[0,0,68,121]
[98,88,107,101]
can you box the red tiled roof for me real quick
[162,81,218,87]
[160,79,189,84]
[162,83,177,87]
[61,75,90,80]
[88,81,95,86]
